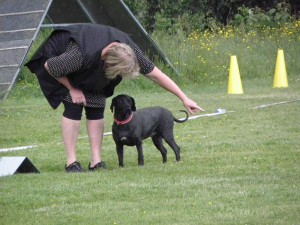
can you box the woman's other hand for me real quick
[69,88,86,105]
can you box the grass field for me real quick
[1,23,300,224]
[1,78,299,225]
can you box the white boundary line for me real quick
[251,99,300,109]
[0,145,38,153]
[2,98,299,152]
[2,111,228,149]
[186,110,228,121]
[56,132,113,145]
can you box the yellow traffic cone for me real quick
[273,49,288,88]
[228,55,243,94]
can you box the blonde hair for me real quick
[104,43,140,79]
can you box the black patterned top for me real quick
[46,41,155,108]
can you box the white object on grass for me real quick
[181,108,227,121]
[0,145,37,153]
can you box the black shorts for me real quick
[62,101,105,120]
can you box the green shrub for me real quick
[231,2,293,31]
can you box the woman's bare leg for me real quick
[86,119,104,167]
[61,116,81,166]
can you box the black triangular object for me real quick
[0,157,40,177]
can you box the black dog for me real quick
[110,94,189,167]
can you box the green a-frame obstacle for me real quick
[0,0,177,101]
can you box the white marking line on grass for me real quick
[56,131,113,145]
[174,108,232,122]
[251,99,300,109]
[185,111,227,121]
[57,111,228,144]
[103,131,113,136]
[6,99,299,152]
[0,145,38,152]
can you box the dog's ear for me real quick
[110,98,115,113]
[130,97,136,111]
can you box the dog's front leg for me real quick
[116,144,125,167]
[136,143,144,166]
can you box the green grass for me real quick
[1,78,300,225]
[1,24,300,224]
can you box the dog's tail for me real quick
[174,110,189,123]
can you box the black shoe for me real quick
[65,161,84,173]
[88,161,106,171]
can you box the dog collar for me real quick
[114,113,133,126]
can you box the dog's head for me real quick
[110,94,136,120]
